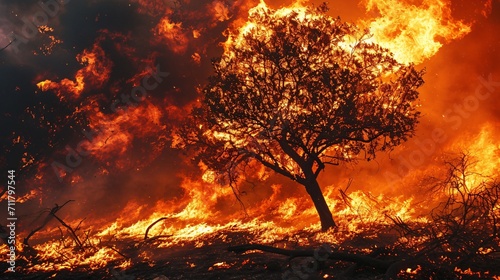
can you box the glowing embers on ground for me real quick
[2,147,498,276]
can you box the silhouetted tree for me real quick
[176,3,425,230]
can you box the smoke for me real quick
[0,0,265,228]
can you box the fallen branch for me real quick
[228,244,395,271]
[144,217,168,240]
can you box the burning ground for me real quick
[0,0,499,279]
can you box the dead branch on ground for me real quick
[144,217,168,240]
[228,244,395,271]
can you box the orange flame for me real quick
[362,0,472,64]
[155,17,189,54]
[36,41,112,100]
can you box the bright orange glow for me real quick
[155,17,189,54]
[449,123,500,188]
[363,0,472,64]
[77,102,167,172]
[3,0,498,277]
[36,41,112,100]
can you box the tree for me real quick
[176,3,425,231]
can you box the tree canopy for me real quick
[176,3,425,230]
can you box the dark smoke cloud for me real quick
[0,0,259,226]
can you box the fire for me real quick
[456,123,500,179]
[14,189,38,204]
[362,0,472,64]
[155,17,189,54]
[210,1,231,22]
[36,41,112,100]
[85,102,166,165]
[228,0,476,65]
[225,0,324,56]
[2,0,499,278]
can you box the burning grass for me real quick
[2,154,499,279]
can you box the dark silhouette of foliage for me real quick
[176,3,425,230]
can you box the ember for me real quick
[0,0,499,279]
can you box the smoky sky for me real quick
[0,0,236,173]
[0,0,254,219]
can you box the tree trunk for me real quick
[304,178,336,231]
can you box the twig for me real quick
[24,200,74,246]
[0,38,15,52]
[52,213,83,249]
[387,215,412,236]
[339,178,353,208]
[144,217,168,240]
[108,246,131,260]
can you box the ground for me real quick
[2,226,498,279]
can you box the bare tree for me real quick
[428,153,500,266]
[176,3,424,230]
